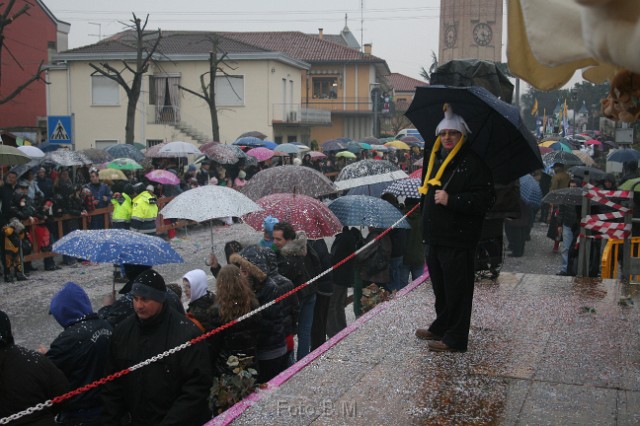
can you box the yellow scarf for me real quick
[418,134,466,195]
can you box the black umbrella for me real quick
[567,166,605,182]
[405,85,543,183]
[429,59,514,103]
[542,151,584,168]
[541,187,585,206]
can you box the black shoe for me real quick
[15,273,28,281]
[556,271,570,276]
[45,265,62,271]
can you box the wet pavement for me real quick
[217,222,640,425]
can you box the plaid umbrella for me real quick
[519,174,542,208]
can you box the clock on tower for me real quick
[472,23,493,46]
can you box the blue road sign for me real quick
[47,115,72,144]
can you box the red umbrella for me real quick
[242,193,342,239]
[538,146,553,154]
[246,147,274,162]
[409,168,422,179]
[585,139,602,145]
[308,151,327,160]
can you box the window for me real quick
[92,76,119,105]
[274,136,283,144]
[287,135,297,143]
[147,139,164,148]
[149,76,157,105]
[215,75,244,106]
[312,77,338,99]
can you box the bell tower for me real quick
[439,0,503,63]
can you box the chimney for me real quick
[364,43,372,55]
[318,28,323,39]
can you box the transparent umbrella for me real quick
[43,149,91,167]
[104,144,145,163]
[79,148,113,164]
[17,146,45,159]
[156,141,201,157]
[334,160,408,191]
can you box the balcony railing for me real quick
[272,104,331,125]
[147,105,181,125]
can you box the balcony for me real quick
[147,105,181,125]
[272,104,332,126]
[303,97,376,115]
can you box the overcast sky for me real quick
[45,0,447,82]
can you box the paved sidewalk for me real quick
[218,272,640,425]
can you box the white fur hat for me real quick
[435,104,471,136]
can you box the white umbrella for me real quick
[160,185,262,247]
[17,145,45,159]
[156,141,201,157]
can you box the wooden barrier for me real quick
[22,196,194,262]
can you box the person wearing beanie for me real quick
[0,310,69,425]
[259,215,279,249]
[102,269,212,426]
[415,104,495,353]
[45,282,113,425]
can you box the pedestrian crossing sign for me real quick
[47,115,72,144]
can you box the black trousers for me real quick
[427,245,475,351]
[310,293,331,350]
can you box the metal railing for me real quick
[272,104,331,125]
[148,105,181,125]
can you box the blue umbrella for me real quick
[382,178,422,199]
[53,229,184,266]
[322,139,347,152]
[37,142,62,153]
[262,140,278,150]
[233,136,265,147]
[405,85,543,183]
[607,149,640,163]
[104,144,145,163]
[328,195,410,229]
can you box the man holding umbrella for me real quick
[415,105,495,352]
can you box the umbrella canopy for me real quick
[160,185,262,223]
[53,229,184,265]
[405,85,543,183]
[0,145,32,166]
[550,142,573,152]
[289,142,310,152]
[542,151,584,168]
[321,139,347,152]
[607,149,640,164]
[274,143,301,154]
[346,181,392,197]
[203,144,247,164]
[233,137,266,148]
[107,158,143,170]
[571,150,596,167]
[327,195,410,229]
[104,144,145,163]
[308,151,327,160]
[243,193,342,239]
[10,160,42,178]
[237,131,267,140]
[145,169,180,185]
[143,141,170,158]
[36,142,61,153]
[335,160,409,191]
[155,141,201,157]
[262,140,278,150]
[538,146,553,155]
[79,148,113,164]
[384,140,411,150]
[98,168,128,181]
[43,149,91,167]
[336,151,357,159]
[567,166,605,182]
[246,147,274,162]
[398,136,422,143]
[382,178,422,199]
[541,187,585,206]
[409,168,422,179]
[17,146,45,159]
[241,165,336,200]
[585,139,602,145]
[519,174,543,207]
[199,141,221,154]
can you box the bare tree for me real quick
[89,13,161,144]
[0,0,46,105]
[178,34,237,141]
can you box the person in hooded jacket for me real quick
[102,270,211,426]
[45,282,112,425]
[182,269,216,332]
[130,184,158,235]
[229,246,289,383]
[272,222,315,361]
[110,184,133,230]
[0,309,69,426]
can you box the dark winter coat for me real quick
[308,239,333,296]
[230,247,288,359]
[187,292,217,332]
[422,147,495,249]
[0,310,69,426]
[47,283,112,415]
[208,301,261,377]
[403,206,425,267]
[276,231,316,301]
[357,229,392,284]
[98,289,185,328]
[102,304,211,426]
[264,247,299,337]
[331,227,361,287]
